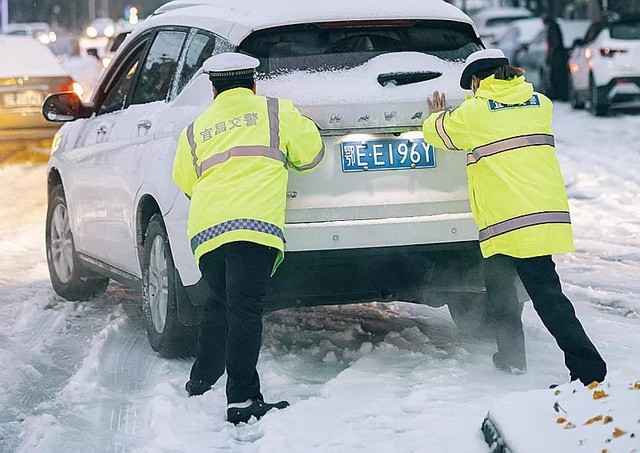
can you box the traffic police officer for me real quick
[172,52,325,423]
[422,49,607,385]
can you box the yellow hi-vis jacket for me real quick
[172,87,324,271]
[423,75,574,259]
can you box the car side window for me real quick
[175,32,217,95]
[99,43,147,115]
[131,30,187,105]
[173,31,236,96]
[584,22,605,43]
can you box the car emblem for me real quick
[412,111,423,120]
[384,111,397,121]
[330,114,343,123]
[358,114,370,122]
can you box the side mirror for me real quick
[572,38,584,48]
[42,92,93,122]
[87,47,100,60]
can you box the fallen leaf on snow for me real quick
[629,381,640,390]
[588,381,600,389]
[612,428,626,438]
[593,390,609,400]
[555,389,561,395]
[604,415,614,424]
[584,415,603,425]
[557,417,567,424]
[565,422,576,430]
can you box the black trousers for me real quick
[485,254,607,384]
[190,241,277,404]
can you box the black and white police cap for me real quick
[459,49,510,90]
[202,52,260,80]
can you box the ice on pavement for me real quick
[1,106,640,451]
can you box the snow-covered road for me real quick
[0,105,638,452]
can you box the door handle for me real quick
[137,120,153,130]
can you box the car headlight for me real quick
[49,31,57,43]
[51,131,65,155]
[87,26,98,38]
[104,25,115,38]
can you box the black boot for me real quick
[185,379,213,397]
[227,399,290,425]
[493,352,527,375]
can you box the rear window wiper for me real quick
[377,71,442,87]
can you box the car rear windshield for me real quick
[610,21,640,40]
[239,20,482,75]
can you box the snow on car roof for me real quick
[144,0,477,45]
[0,36,68,78]
[504,17,544,44]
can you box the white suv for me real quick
[43,0,486,357]
[569,15,640,116]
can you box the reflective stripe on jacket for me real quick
[172,87,324,272]
[422,75,574,259]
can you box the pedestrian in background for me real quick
[172,52,325,424]
[543,15,570,101]
[421,49,607,385]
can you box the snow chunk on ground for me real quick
[483,379,640,452]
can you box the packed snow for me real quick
[485,380,640,452]
[1,105,639,452]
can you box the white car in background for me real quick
[493,17,544,64]
[42,0,488,357]
[472,7,533,47]
[3,22,57,45]
[569,15,640,116]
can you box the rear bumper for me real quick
[0,109,60,142]
[284,213,479,252]
[599,77,640,107]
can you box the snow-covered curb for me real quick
[483,380,640,452]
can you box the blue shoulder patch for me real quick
[488,94,541,111]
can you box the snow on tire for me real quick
[46,185,109,300]
[142,214,197,358]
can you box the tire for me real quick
[589,77,609,117]
[46,186,109,300]
[447,292,491,337]
[569,79,585,110]
[142,214,197,358]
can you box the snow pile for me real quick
[259,52,467,106]
[484,380,640,452]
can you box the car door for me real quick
[573,23,603,92]
[64,36,151,261]
[95,28,189,275]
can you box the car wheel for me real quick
[142,214,197,358]
[46,186,109,300]
[589,77,609,116]
[447,292,491,337]
[569,78,585,110]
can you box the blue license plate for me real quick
[341,138,436,172]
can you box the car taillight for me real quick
[600,48,628,57]
[616,78,632,84]
[60,80,85,99]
